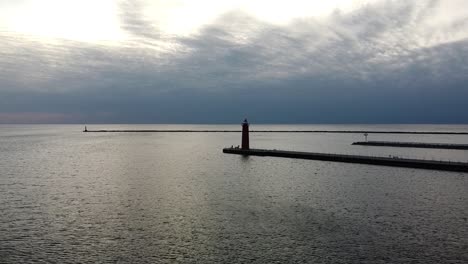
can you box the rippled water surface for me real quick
[1,125,467,263]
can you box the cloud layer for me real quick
[0,0,467,123]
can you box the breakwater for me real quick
[83,130,468,134]
[223,148,468,172]
[353,141,468,150]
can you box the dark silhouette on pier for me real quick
[242,119,249,149]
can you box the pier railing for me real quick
[223,148,468,173]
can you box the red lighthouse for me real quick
[241,119,249,149]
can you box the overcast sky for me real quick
[0,0,467,124]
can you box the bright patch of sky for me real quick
[0,0,125,42]
[0,0,374,42]
[143,0,372,36]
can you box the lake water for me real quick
[1,124,467,263]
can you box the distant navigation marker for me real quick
[242,119,249,149]
[84,126,88,132]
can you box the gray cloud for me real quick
[0,0,467,123]
[118,0,160,41]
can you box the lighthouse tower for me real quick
[241,119,249,149]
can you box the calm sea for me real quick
[1,124,467,263]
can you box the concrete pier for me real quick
[223,148,468,172]
[353,141,468,150]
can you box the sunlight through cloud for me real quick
[2,0,126,42]
[142,0,374,36]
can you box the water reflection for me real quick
[0,125,467,263]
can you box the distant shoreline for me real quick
[83,130,468,135]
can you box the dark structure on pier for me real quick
[242,119,249,150]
